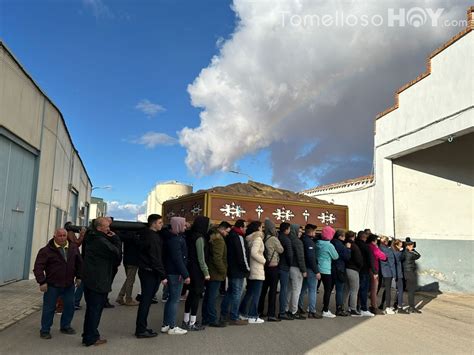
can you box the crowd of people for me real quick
[32,215,421,346]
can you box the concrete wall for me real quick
[373,29,473,292]
[0,43,92,279]
[306,185,375,232]
[374,31,474,237]
[146,182,192,216]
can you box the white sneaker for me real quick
[385,307,395,315]
[239,314,249,321]
[167,326,187,335]
[360,310,375,317]
[160,325,170,333]
[248,317,265,324]
[322,311,336,318]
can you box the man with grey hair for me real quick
[34,228,82,339]
[81,217,122,347]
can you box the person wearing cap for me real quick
[315,226,339,318]
[401,239,421,313]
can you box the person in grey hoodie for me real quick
[286,224,307,320]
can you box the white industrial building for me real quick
[146,181,192,216]
[304,8,473,293]
[0,42,92,285]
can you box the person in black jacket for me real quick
[355,231,374,317]
[331,230,351,316]
[162,217,190,335]
[401,240,421,313]
[81,217,122,347]
[116,230,140,306]
[287,224,307,320]
[134,214,167,338]
[298,224,321,319]
[344,231,364,316]
[220,219,249,326]
[278,222,293,320]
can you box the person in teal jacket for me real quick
[316,226,339,318]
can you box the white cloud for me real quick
[82,0,114,19]
[132,131,177,149]
[179,0,470,189]
[136,99,166,117]
[107,200,146,221]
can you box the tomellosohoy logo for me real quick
[280,7,465,28]
[388,7,444,27]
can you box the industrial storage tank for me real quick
[146,181,192,216]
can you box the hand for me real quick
[204,275,210,281]
[39,284,48,293]
[316,273,321,280]
[161,279,168,286]
[79,228,86,237]
[374,274,379,279]
[184,277,191,285]
[75,279,82,287]
[107,231,116,237]
[345,243,351,248]
[302,272,307,278]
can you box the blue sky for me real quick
[1,0,273,214]
[1,1,470,220]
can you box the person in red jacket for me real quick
[367,234,387,314]
[33,228,83,339]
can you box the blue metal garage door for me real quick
[0,134,36,285]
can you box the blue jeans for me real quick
[278,269,290,316]
[239,280,263,318]
[298,269,317,313]
[396,278,404,307]
[163,275,183,328]
[202,280,221,324]
[220,278,244,321]
[358,272,370,311]
[82,287,107,345]
[334,275,345,307]
[74,282,84,307]
[40,285,75,333]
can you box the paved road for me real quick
[1,272,472,355]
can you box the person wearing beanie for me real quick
[161,217,190,335]
[316,226,339,318]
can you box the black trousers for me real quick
[405,271,417,308]
[184,281,204,316]
[321,274,333,312]
[258,266,279,317]
[82,287,107,346]
[136,269,160,334]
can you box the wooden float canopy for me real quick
[162,181,348,230]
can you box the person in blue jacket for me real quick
[161,217,190,335]
[316,226,339,318]
[331,230,351,316]
[379,236,397,315]
[391,239,407,313]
